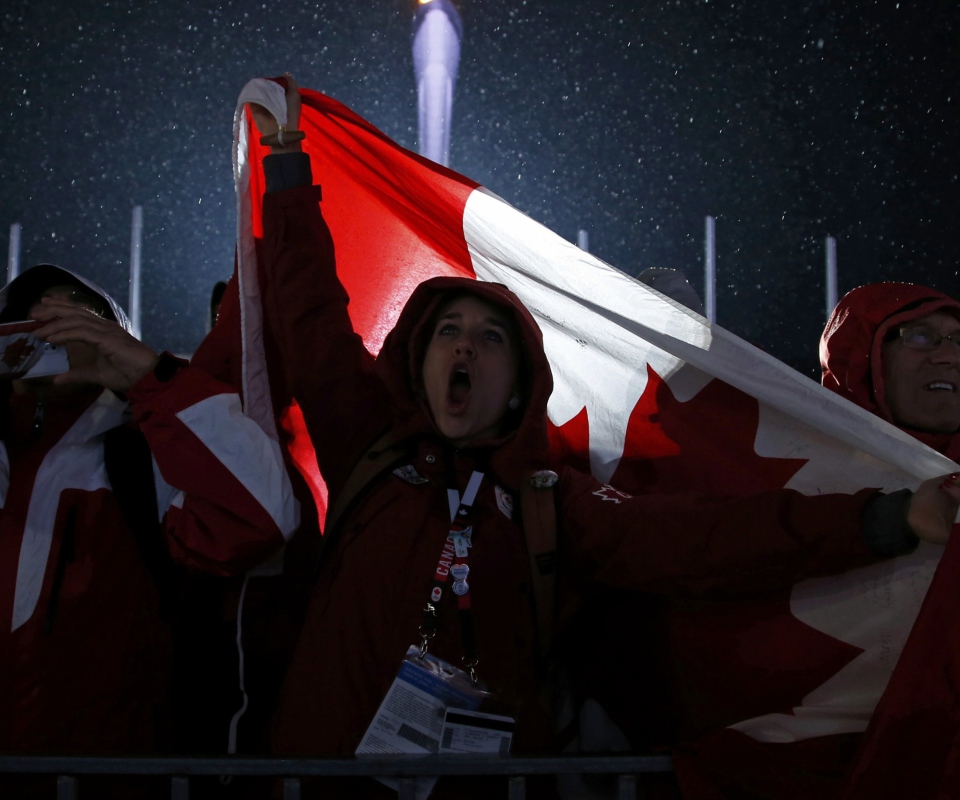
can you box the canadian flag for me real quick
[229,79,960,796]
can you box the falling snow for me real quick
[0,0,956,373]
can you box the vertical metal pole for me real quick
[577,229,590,252]
[129,205,143,339]
[56,776,78,800]
[398,778,418,800]
[825,235,838,320]
[283,777,302,800]
[7,222,21,284]
[171,776,190,800]
[704,215,716,323]
[618,774,638,800]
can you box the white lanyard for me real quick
[447,470,484,521]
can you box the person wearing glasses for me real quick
[821,282,960,456]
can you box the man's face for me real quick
[421,294,520,447]
[882,310,960,434]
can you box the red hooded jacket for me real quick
[0,266,298,768]
[821,281,960,459]
[668,283,960,800]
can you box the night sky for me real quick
[0,0,956,375]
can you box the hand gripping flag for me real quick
[231,78,960,796]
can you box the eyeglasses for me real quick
[895,326,960,352]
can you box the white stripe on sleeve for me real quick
[152,455,181,521]
[174,393,299,540]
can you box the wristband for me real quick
[153,351,185,383]
[259,128,305,148]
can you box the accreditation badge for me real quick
[440,708,515,755]
[356,645,513,799]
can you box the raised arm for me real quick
[249,76,388,493]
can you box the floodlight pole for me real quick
[825,235,838,320]
[7,222,21,284]
[129,205,143,339]
[704,215,716,322]
[577,229,589,252]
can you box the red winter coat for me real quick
[821,281,960,459]
[259,183,880,781]
[0,360,298,757]
[817,282,960,799]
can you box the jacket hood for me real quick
[820,281,960,455]
[0,264,130,332]
[376,276,554,489]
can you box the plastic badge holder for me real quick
[439,708,514,755]
[357,645,510,800]
[0,321,70,380]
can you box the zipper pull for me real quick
[32,397,44,439]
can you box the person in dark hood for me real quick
[822,282,960,459]
[248,78,960,798]
[0,264,298,796]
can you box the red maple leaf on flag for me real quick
[553,368,864,743]
[549,365,807,498]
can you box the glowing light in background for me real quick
[411,0,462,167]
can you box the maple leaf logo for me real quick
[591,484,633,504]
[549,364,807,497]
[549,365,864,737]
[666,591,864,735]
[2,337,36,370]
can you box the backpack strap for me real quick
[104,424,177,616]
[520,470,559,658]
[323,429,412,535]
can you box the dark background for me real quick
[0,0,956,375]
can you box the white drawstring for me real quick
[220,573,251,785]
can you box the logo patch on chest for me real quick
[392,464,431,485]
[495,485,514,520]
[592,484,633,504]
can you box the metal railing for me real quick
[0,753,673,799]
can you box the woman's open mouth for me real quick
[447,366,472,412]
